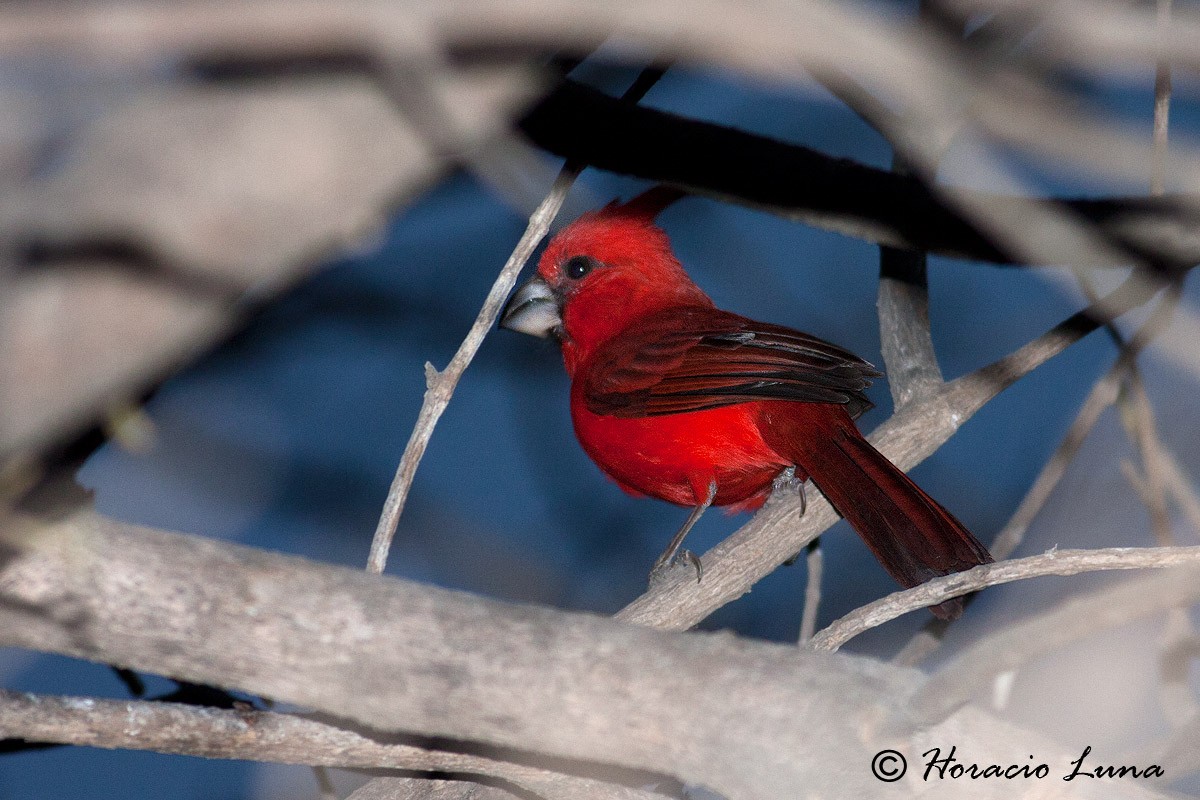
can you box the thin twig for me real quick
[1117,0,1174,543]
[1111,283,1181,546]
[809,546,1200,653]
[314,766,339,800]
[992,367,1121,561]
[894,281,1183,666]
[367,65,666,574]
[973,270,1180,557]
[1160,449,1200,535]
[891,364,1122,668]
[365,167,578,574]
[1131,55,1200,724]
[1152,0,1173,195]
[797,541,823,644]
[1156,610,1199,726]
[911,564,1200,725]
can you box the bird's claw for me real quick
[768,466,807,513]
[649,549,703,586]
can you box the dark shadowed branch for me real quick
[0,691,655,800]
[521,80,1200,273]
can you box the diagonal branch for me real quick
[368,65,665,573]
[912,564,1200,725]
[521,80,1200,273]
[617,275,1158,630]
[808,546,1200,652]
[367,168,577,573]
[893,279,1186,666]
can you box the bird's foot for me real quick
[768,466,807,514]
[649,549,703,586]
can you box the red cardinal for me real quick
[501,189,991,618]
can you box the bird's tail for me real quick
[761,403,992,620]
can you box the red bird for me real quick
[501,190,991,619]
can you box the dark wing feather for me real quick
[583,307,881,419]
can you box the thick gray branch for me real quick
[348,778,524,800]
[0,70,534,459]
[0,510,924,800]
[0,511,1176,800]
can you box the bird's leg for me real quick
[774,466,811,566]
[650,479,717,585]
[769,465,807,514]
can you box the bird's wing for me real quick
[582,306,880,418]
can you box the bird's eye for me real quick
[564,255,597,280]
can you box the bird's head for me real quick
[501,188,710,372]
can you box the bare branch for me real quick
[617,276,1155,630]
[1120,354,1178,549]
[809,547,1200,652]
[797,542,822,644]
[0,510,1181,800]
[367,168,577,573]
[912,564,1200,725]
[895,275,1185,666]
[101,4,1200,187]
[348,778,524,800]
[1160,449,1200,536]
[524,80,1200,271]
[0,69,533,460]
[0,510,932,800]
[892,360,1122,668]
[5,2,1200,272]
[874,82,946,406]
[877,248,942,407]
[5,0,1200,475]
[368,63,665,573]
[943,0,1200,72]
[850,0,951,410]
[0,691,654,800]
[1151,0,1173,195]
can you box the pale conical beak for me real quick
[500,276,563,339]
